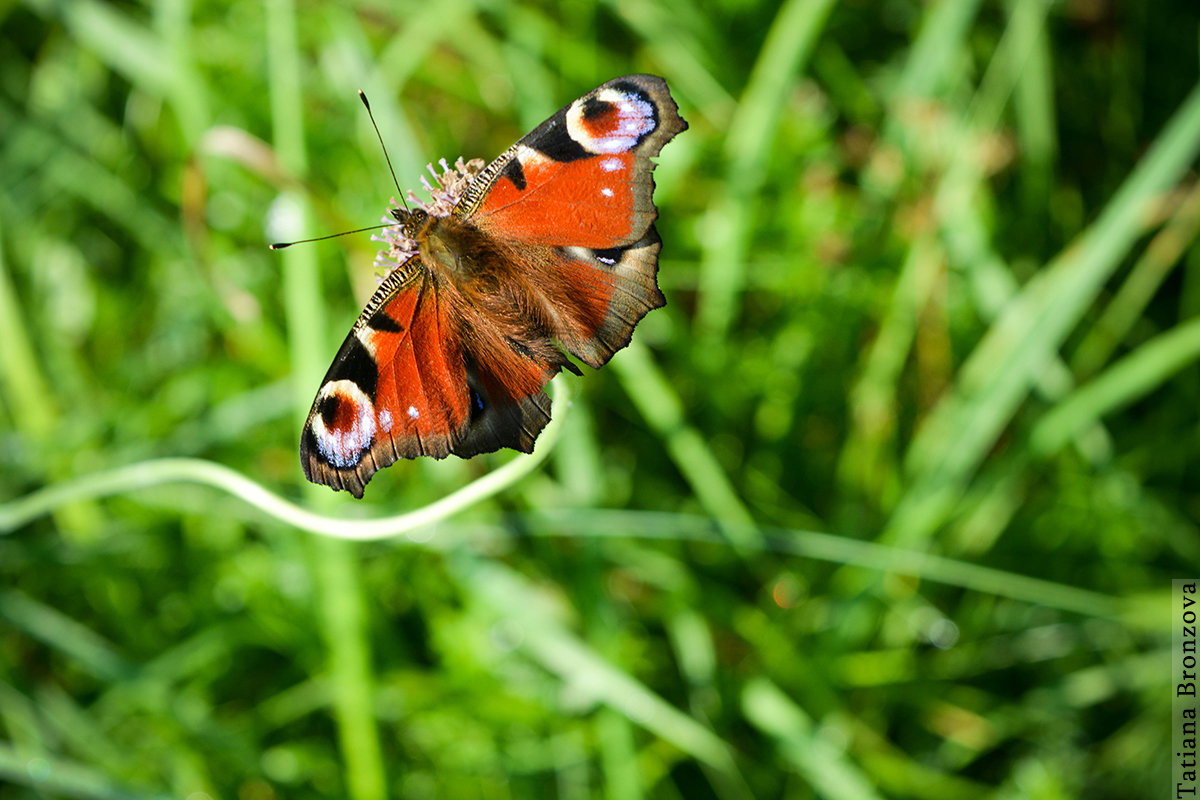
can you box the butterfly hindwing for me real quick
[534,225,666,369]
[451,360,554,458]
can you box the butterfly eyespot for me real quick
[566,87,657,155]
[310,380,377,469]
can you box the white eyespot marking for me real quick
[600,157,623,173]
[311,380,377,468]
[600,187,614,197]
[565,89,656,154]
[407,405,420,419]
[379,408,393,432]
[597,254,617,265]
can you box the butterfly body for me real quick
[301,75,687,497]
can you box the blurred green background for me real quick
[2,0,1199,797]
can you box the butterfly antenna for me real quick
[269,224,390,250]
[359,90,409,211]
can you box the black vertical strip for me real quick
[330,333,379,398]
[500,156,527,190]
[367,308,404,333]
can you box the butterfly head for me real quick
[374,158,485,275]
[390,206,429,240]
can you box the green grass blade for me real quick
[0,590,133,682]
[266,1,383,798]
[455,555,742,779]
[0,742,170,800]
[894,0,986,101]
[611,341,760,550]
[743,678,884,800]
[0,224,57,438]
[890,80,1200,547]
[517,509,1123,617]
[695,0,836,345]
[839,234,942,500]
[1071,181,1200,378]
[1031,316,1200,456]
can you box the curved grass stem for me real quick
[0,377,571,541]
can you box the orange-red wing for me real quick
[455,74,687,250]
[300,259,471,498]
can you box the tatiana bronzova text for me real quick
[1176,580,1198,798]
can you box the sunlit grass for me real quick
[1,0,1197,798]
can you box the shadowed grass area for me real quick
[1,0,1198,798]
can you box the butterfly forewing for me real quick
[459,74,686,249]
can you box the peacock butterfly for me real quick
[297,75,687,497]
